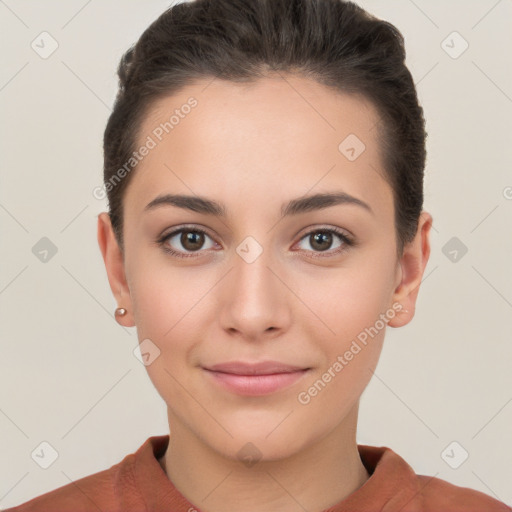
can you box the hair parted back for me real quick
[103,0,427,257]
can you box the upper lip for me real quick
[203,361,309,375]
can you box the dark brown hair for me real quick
[103,0,426,257]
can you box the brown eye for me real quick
[295,227,354,258]
[159,227,216,258]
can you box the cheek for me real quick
[129,268,199,406]
[302,249,396,391]
[128,263,213,387]
[313,265,395,342]
[298,288,389,422]
[317,283,388,385]
[128,256,202,339]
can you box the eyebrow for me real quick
[144,191,374,217]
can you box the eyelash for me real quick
[156,225,355,260]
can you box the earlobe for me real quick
[387,211,433,328]
[97,212,135,327]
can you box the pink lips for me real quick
[202,361,310,396]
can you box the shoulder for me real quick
[2,470,113,512]
[356,444,511,512]
[2,435,170,512]
[2,454,137,512]
[416,473,512,512]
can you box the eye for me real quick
[294,227,354,258]
[157,225,355,259]
[157,226,217,258]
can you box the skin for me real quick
[98,73,432,512]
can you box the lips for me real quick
[202,361,311,396]
[203,360,309,375]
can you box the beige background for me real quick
[1,0,511,508]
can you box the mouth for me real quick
[201,361,311,396]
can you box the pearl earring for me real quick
[115,307,127,317]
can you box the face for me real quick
[99,73,431,461]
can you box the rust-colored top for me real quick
[4,435,511,512]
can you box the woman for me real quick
[5,0,511,510]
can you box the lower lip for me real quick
[203,369,310,396]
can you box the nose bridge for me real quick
[231,234,280,304]
[219,232,290,336]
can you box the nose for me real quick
[217,244,292,342]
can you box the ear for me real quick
[97,212,135,327]
[387,211,433,328]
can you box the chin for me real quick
[216,436,303,465]
[205,418,316,463]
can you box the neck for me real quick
[159,405,370,512]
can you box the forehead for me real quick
[125,74,391,218]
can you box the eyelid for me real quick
[294,224,353,242]
[159,223,216,241]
